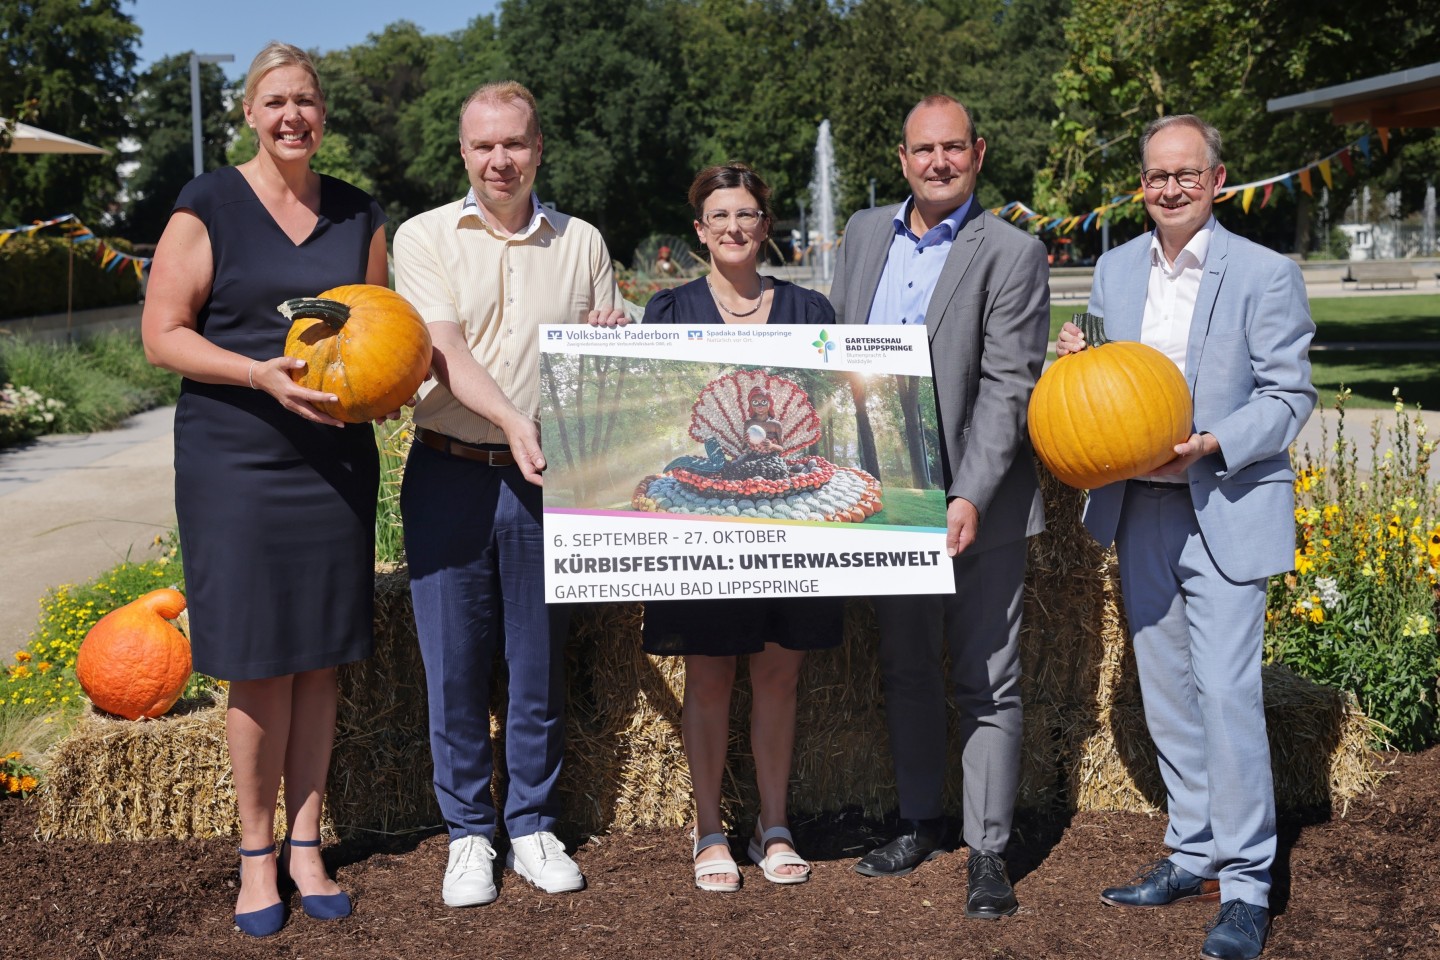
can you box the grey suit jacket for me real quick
[830,201,1051,552]
[1081,223,1317,582]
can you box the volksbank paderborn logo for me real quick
[811,329,835,362]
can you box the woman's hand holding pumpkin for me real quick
[250,356,346,427]
[1055,321,1086,357]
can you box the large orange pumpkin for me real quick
[75,588,192,720]
[1028,312,1193,490]
[280,284,432,423]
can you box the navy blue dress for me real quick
[173,167,385,681]
[640,277,844,657]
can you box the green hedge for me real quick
[0,235,142,321]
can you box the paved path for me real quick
[0,407,176,651]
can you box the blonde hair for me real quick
[458,81,541,141]
[243,41,323,106]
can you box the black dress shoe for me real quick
[1100,859,1220,908]
[1202,900,1269,959]
[965,852,1018,919]
[853,819,944,877]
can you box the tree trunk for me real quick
[848,372,880,478]
[895,375,927,487]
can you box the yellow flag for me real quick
[0,233,10,250]
[1318,159,1333,189]
[1241,187,1255,213]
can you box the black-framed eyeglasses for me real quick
[1142,166,1213,190]
[702,208,765,228]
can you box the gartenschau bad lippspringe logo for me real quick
[811,329,835,362]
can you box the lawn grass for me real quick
[869,486,946,528]
[1046,295,1440,408]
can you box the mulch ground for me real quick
[4,747,1438,960]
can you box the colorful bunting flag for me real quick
[1318,159,1333,189]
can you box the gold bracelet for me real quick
[247,360,259,389]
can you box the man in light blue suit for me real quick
[1057,115,1315,960]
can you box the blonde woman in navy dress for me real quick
[141,42,390,937]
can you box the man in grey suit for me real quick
[1057,114,1315,960]
[829,94,1050,918]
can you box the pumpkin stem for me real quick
[278,297,351,331]
[1075,311,1111,348]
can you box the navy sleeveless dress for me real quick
[640,277,844,657]
[172,166,385,681]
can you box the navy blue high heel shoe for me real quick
[281,837,352,920]
[235,844,286,937]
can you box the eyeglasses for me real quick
[702,208,765,229]
[1142,166,1213,190]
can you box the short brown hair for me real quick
[901,94,978,147]
[458,81,541,141]
[243,41,323,107]
[687,163,774,223]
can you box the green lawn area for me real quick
[869,486,947,528]
[1045,295,1440,409]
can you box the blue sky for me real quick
[131,0,500,79]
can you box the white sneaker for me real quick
[443,834,498,907]
[506,831,586,893]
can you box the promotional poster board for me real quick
[539,322,953,603]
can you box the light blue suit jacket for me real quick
[1081,223,1317,583]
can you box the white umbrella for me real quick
[0,118,109,155]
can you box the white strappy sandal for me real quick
[692,831,742,893]
[747,824,811,884]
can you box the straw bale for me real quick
[1068,662,1383,815]
[35,695,239,842]
[36,535,1382,841]
[328,567,439,838]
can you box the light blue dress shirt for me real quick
[865,195,973,326]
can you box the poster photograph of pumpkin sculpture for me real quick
[540,361,940,529]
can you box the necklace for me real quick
[706,275,767,318]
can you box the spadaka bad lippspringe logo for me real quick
[811,329,835,362]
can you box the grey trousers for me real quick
[1115,482,1275,908]
[871,537,1026,855]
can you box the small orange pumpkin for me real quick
[1028,312,1193,490]
[75,588,191,720]
[280,284,432,423]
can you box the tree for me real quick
[0,0,139,225]
[1038,0,1439,254]
[499,0,694,261]
[676,0,839,235]
[123,54,229,243]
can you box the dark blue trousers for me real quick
[401,441,567,841]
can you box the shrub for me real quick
[0,332,178,438]
[0,235,142,321]
[1266,389,1440,749]
[0,381,65,444]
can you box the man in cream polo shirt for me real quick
[393,80,625,909]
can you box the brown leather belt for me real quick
[416,428,516,467]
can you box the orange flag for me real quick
[1377,127,1390,152]
[1299,168,1313,195]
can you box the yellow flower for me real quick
[1294,552,1313,574]
[18,775,36,792]
[1309,608,1325,624]
[14,650,31,662]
